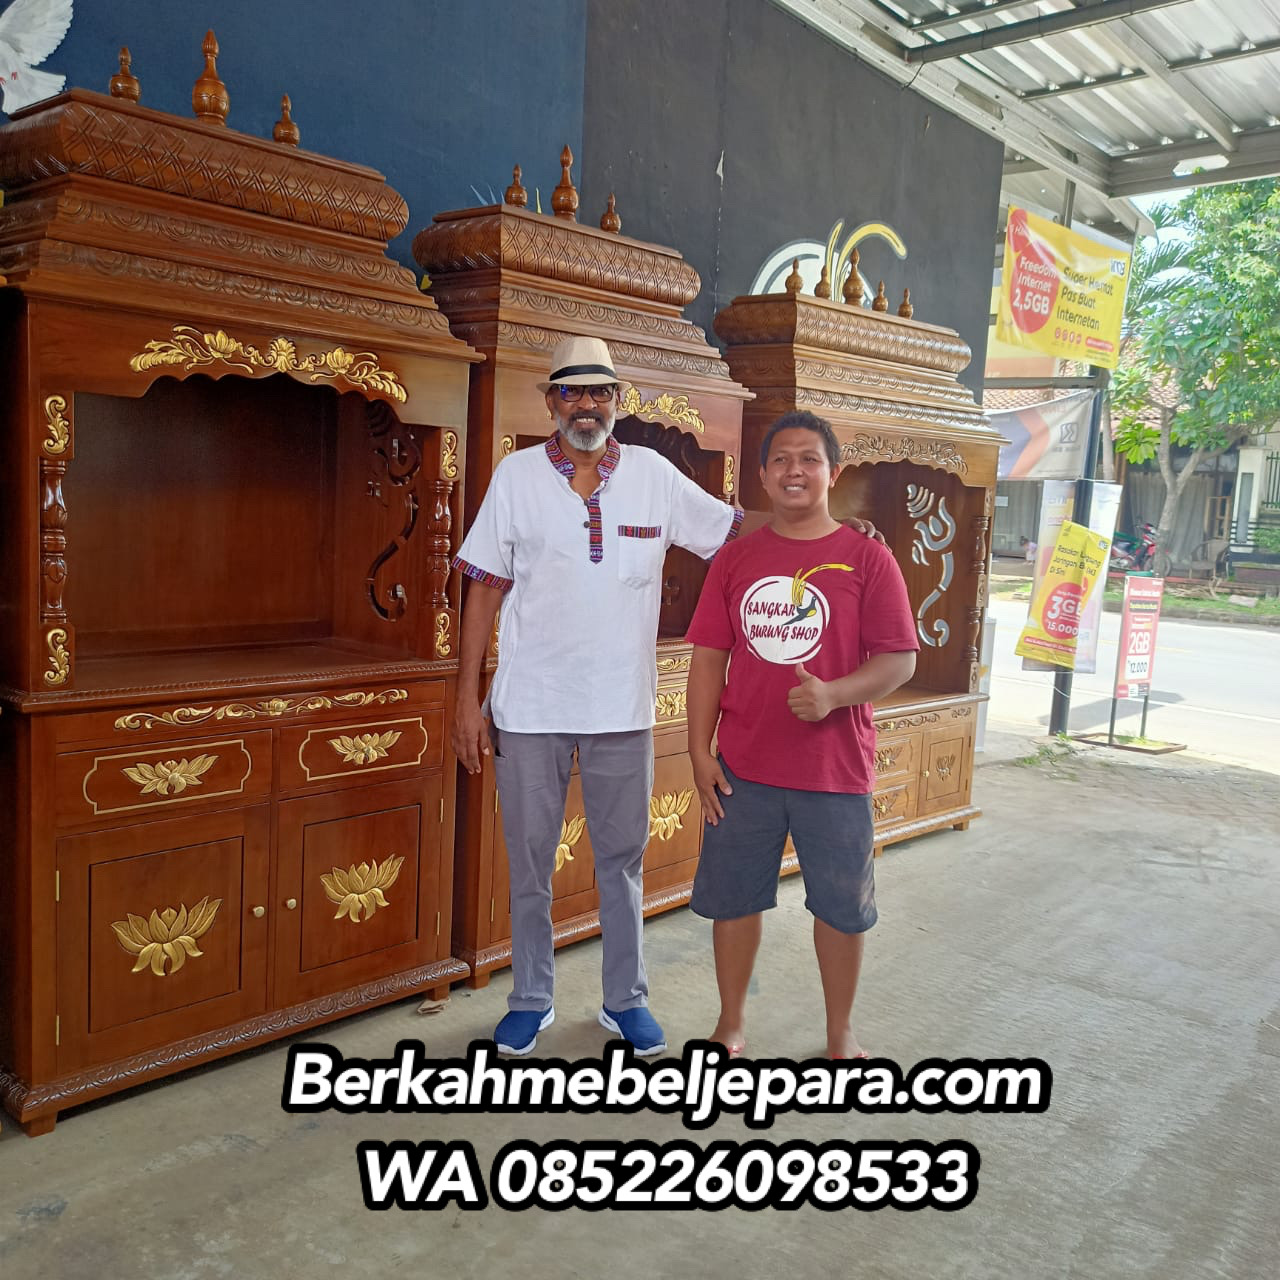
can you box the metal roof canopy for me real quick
[776,0,1280,239]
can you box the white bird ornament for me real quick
[0,0,73,115]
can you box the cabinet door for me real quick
[56,806,271,1073]
[919,728,973,816]
[274,776,443,1007]
[642,751,702,897]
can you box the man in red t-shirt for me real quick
[685,410,919,1060]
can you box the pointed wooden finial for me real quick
[785,257,803,296]
[110,47,140,102]
[505,164,528,207]
[842,249,866,306]
[273,94,300,146]
[600,192,621,233]
[815,264,832,299]
[192,30,229,126]
[898,288,914,319]
[552,145,579,221]
[873,280,889,312]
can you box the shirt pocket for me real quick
[616,525,665,588]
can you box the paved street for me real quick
[984,597,1280,773]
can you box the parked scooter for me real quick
[1111,523,1158,572]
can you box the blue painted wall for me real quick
[11,0,586,268]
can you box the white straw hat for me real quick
[536,335,629,393]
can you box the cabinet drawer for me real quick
[872,732,919,783]
[872,778,917,827]
[56,731,273,827]
[279,712,443,790]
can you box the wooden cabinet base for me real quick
[0,954,467,1136]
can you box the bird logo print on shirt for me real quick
[740,563,854,665]
[0,0,73,116]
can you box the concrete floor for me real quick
[2,728,1278,1279]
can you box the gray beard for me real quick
[563,421,610,452]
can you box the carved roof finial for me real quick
[898,288,914,319]
[842,248,866,306]
[273,94,300,147]
[873,280,889,312]
[552,145,579,221]
[192,30,229,127]
[815,263,832,299]
[600,192,621,234]
[505,164,528,207]
[110,47,140,102]
[785,257,803,296]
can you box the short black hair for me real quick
[759,410,840,469]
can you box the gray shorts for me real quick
[690,758,878,935]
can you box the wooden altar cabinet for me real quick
[714,275,1003,856]
[0,42,479,1134]
[412,158,748,985]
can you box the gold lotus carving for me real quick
[122,753,218,796]
[649,790,694,841]
[128,326,407,402]
[115,689,409,731]
[321,855,405,923]
[655,689,687,720]
[329,731,401,767]
[435,610,452,658]
[441,430,459,479]
[555,814,587,874]
[619,386,705,433]
[111,896,222,977]
[43,395,71,455]
[44,627,70,686]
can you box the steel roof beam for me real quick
[908,0,1048,36]
[903,0,1194,66]
[1109,127,1280,195]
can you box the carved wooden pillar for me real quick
[40,394,73,686]
[967,492,991,692]
[430,429,457,659]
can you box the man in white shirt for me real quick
[452,335,743,1056]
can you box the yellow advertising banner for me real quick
[996,207,1131,370]
[1014,519,1111,669]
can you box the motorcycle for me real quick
[1111,523,1157,573]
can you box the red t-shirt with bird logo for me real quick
[687,524,919,793]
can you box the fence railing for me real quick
[1263,452,1280,511]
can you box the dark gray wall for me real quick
[9,0,586,270]
[581,0,1003,392]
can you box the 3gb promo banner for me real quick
[996,208,1131,369]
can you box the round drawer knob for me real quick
[251,905,265,918]
[922,770,930,779]
[286,898,298,910]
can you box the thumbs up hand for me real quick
[787,663,833,722]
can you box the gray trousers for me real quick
[492,727,654,1014]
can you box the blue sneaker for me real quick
[598,1006,666,1056]
[493,1007,554,1055]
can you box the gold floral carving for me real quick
[128,327,407,402]
[649,790,694,841]
[42,395,71,455]
[321,855,405,923]
[839,435,968,476]
[122,754,217,796]
[115,689,409,731]
[329,731,401,767]
[434,610,452,658]
[500,435,515,458]
[937,755,956,780]
[111,897,222,977]
[441,430,459,479]
[873,794,897,820]
[619,386,705,433]
[555,814,586,874]
[874,745,903,773]
[723,454,736,496]
[655,690,687,720]
[44,627,70,686]
[656,654,691,674]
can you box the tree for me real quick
[1111,180,1280,572]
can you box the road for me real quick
[982,598,1280,774]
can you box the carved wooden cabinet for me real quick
[715,278,1002,858]
[413,154,747,984]
[0,50,479,1134]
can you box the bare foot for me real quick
[708,1021,747,1058]
[827,1029,867,1059]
